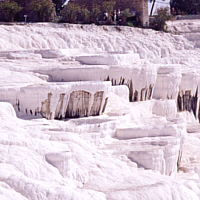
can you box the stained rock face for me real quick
[66,90,91,118]
[90,91,104,116]
[130,84,154,102]
[42,89,108,119]
[41,92,52,119]
[54,93,65,119]
[65,91,105,118]
[0,82,110,120]
[177,88,198,119]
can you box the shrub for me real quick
[150,7,171,31]
[0,0,22,22]
[120,8,132,25]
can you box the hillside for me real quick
[0,20,200,199]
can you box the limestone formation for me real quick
[90,91,104,116]
[41,93,52,120]
[45,151,72,178]
[65,90,91,118]
[177,88,198,119]
[54,93,65,120]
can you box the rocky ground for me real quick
[0,19,200,199]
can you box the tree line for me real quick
[0,0,56,22]
[0,0,138,26]
[0,0,199,23]
[170,0,200,15]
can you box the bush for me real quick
[150,7,171,31]
[0,0,22,22]
[30,0,56,22]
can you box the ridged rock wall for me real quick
[0,82,110,119]
[178,71,200,122]
[36,52,157,103]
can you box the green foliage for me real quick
[80,6,90,24]
[52,0,63,12]
[126,21,133,27]
[150,7,171,31]
[102,0,116,24]
[30,0,56,22]
[0,0,22,22]
[170,0,200,15]
[90,4,101,24]
[120,8,132,25]
[60,2,80,23]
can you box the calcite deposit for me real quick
[0,19,200,199]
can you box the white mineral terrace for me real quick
[0,20,200,199]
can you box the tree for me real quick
[170,0,200,15]
[150,7,171,31]
[120,8,132,25]
[0,0,22,22]
[60,2,80,23]
[90,4,101,24]
[30,0,56,22]
[12,0,34,22]
[79,6,90,23]
[52,0,65,13]
[13,0,32,8]
[102,0,116,24]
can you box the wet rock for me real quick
[41,93,52,119]
[102,97,108,114]
[133,90,139,102]
[54,93,65,120]
[177,87,198,119]
[65,90,91,118]
[90,91,104,116]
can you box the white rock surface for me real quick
[0,20,200,199]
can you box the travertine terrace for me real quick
[0,20,200,199]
